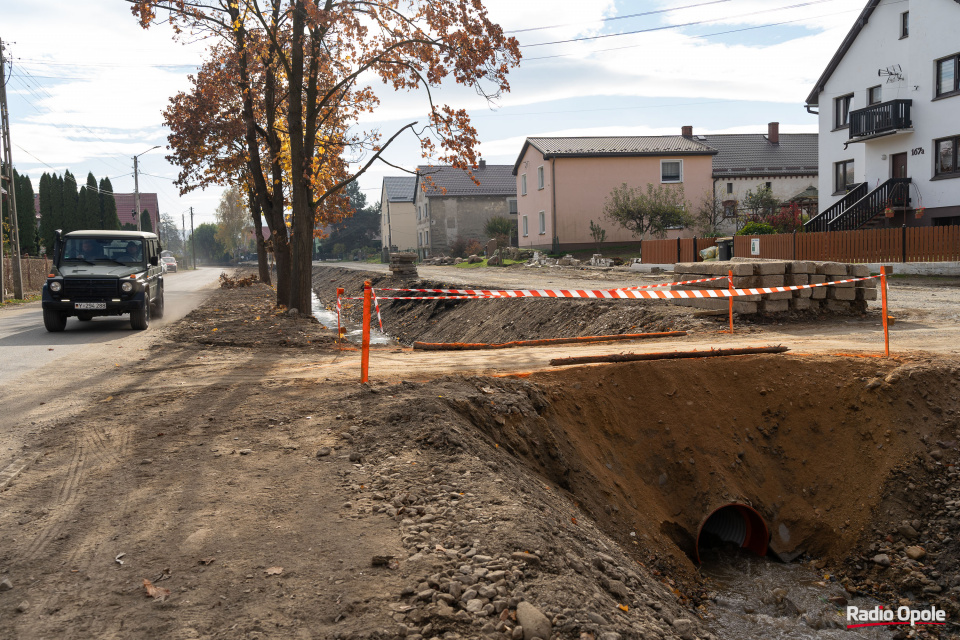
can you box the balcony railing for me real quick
[849,99,912,140]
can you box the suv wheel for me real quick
[43,309,68,332]
[130,293,151,330]
[151,286,165,319]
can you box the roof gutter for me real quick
[805,104,819,115]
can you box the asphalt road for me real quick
[0,267,222,473]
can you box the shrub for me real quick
[736,222,776,236]
[464,239,484,257]
[449,236,469,258]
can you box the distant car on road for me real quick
[161,256,178,273]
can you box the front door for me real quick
[892,152,908,178]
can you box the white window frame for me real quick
[521,174,527,196]
[522,215,528,237]
[507,198,518,215]
[660,159,683,184]
[538,211,546,235]
[537,166,544,190]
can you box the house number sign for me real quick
[912,147,925,156]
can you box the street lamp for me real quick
[133,145,160,232]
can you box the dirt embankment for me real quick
[313,265,719,346]
[3,278,960,639]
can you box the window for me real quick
[522,215,529,237]
[834,160,855,193]
[425,230,429,245]
[507,198,518,215]
[537,166,544,190]
[521,174,527,196]
[936,54,959,98]
[868,85,882,105]
[935,136,959,177]
[538,211,546,234]
[726,182,733,194]
[900,11,909,38]
[722,201,737,218]
[765,181,772,190]
[418,232,422,246]
[661,160,682,183]
[834,94,853,129]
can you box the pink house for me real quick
[512,132,717,251]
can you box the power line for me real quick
[506,0,734,34]
[520,0,838,47]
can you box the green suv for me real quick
[42,230,165,332]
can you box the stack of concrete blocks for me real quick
[388,252,419,279]
[670,259,877,315]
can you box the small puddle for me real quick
[701,549,886,639]
[311,292,394,345]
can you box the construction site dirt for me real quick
[0,264,959,639]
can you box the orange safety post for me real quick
[336,287,344,345]
[361,281,371,383]
[728,269,734,334]
[880,266,890,357]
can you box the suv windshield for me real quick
[63,238,144,265]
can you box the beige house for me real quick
[512,133,717,252]
[379,176,417,253]
[414,162,517,259]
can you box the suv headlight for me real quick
[121,281,134,293]
[49,281,62,293]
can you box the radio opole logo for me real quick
[847,604,947,629]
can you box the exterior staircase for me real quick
[804,178,911,232]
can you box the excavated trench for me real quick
[446,353,960,636]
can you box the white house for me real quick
[805,0,960,231]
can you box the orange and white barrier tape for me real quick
[370,275,878,301]
[374,275,729,296]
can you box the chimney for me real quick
[681,125,693,139]
[478,159,486,169]
[768,122,780,145]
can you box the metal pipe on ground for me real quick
[549,346,789,367]
[696,503,770,564]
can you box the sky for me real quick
[2,0,871,229]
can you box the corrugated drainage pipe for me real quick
[695,503,769,564]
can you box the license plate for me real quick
[75,302,106,310]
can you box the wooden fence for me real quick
[3,256,52,297]
[642,226,960,264]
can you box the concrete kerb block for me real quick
[784,274,809,286]
[847,264,871,278]
[793,288,813,299]
[824,299,854,312]
[829,276,855,288]
[673,262,714,275]
[759,299,790,313]
[763,291,794,301]
[790,297,813,310]
[816,262,847,276]
[786,261,816,274]
[734,301,759,314]
[809,274,827,284]
[811,287,827,299]
[857,287,879,301]
[827,287,857,301]
[753,262,787,275]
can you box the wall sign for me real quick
[751,238,760,256]
[912,147,925,156]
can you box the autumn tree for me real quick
[215,185,248,259]
[603,183,690,239]
[131,0,520,313]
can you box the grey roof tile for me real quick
[701,134,818,177]
[416,164,516,198]
[527,136,716,156]
[382,176,416,202]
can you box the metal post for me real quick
[361,281,371,383]
[0,38,24,299]
[880,266,891,357]
[728,269,734,334]
[901,224,907,263]
[190,206,196,269]
[182,213,187,268]
[336,287,344,345]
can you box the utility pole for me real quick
[182,212,187,268]
[132,145,159,232]
[0,37,24,300]
[190,206,196,269]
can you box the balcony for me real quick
[848,99,912,142]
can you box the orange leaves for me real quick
[142,578,171,602]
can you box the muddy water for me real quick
[701,549,886,639]
[311,292,394,345]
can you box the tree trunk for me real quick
[249,187,270,285]
[287,0,312,314]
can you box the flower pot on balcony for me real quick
[915,207,925,219]
[884,207,895,218]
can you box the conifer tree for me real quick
[99,177,120,230]
[38,173,56,253]
[140,208,153,233]
[82,173,101,228]
[15,171,37,255]
[61,170,79,232]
